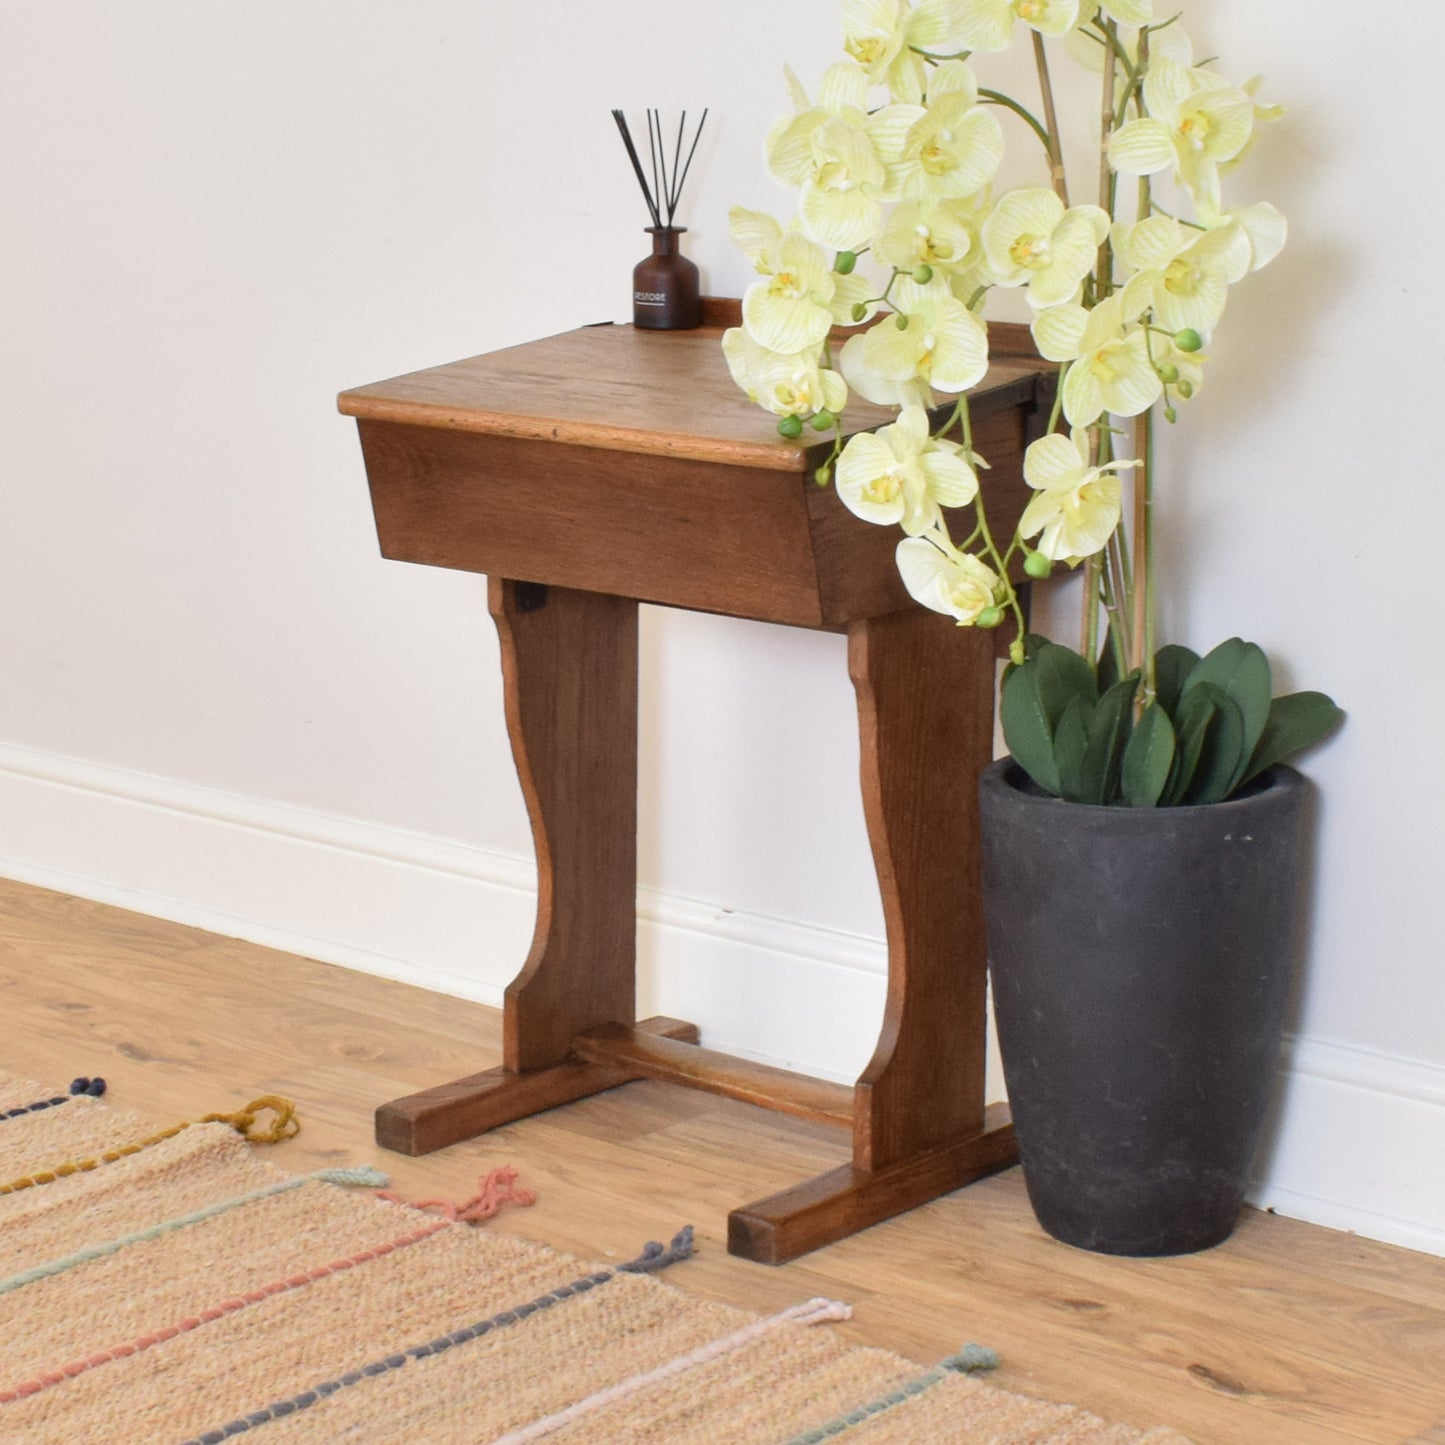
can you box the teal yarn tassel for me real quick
[778,1341,1001,1443]
[942,1342,999,1373]
[317,1166,391,1188]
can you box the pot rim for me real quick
[981,756,1306,815]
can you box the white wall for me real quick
[1,1,1440,1254]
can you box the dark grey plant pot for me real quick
[978,758,1309,1256]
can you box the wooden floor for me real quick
[1,877,1441,1444]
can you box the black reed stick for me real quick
[669,109,708,223]
[648,110,662,223]
[669,111,686,216]
[612,110,661,228]
[612,108,709,229]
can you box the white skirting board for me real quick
[0,738,1439,1259]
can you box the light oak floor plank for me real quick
[1,876,1441,1444]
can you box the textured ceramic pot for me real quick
[978,759,1309,1256]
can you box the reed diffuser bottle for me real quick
[612,109,707,331]
[633,226,700,330]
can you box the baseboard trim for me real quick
[0,741,891,1083]
[0,739,1440,1255]
[1252,1036,1445,1257]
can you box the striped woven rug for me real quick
[0,1072,1190,1444]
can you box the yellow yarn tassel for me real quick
[0,1094,299,1195]
[200,1096,300,1144]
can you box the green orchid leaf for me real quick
[1034,641,1098,728]
[1022,631,1052,662]
[1183,682,1247,806]
[1182,638,1272,790]
[1121,702,1176,808]
[1053,692,1093,803]
[1096,628,1122,694]
[1000,660,1063,796]
[1240,691,1345,785]
[1153,643,1201,718]
[1164,683,1218,806]
[1081,675,1139,805]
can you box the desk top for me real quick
[342,314,1049,627]
[338,320,1043,474]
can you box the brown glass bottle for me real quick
[633,226,701,330]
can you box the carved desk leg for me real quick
[375,579,695,1155]
[492,578,640,1072]
[728,609,1017,1262]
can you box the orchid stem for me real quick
[1095,20,1118,300]
[1138,406,1157,702]
[978,89,1052,153]
[1031,32,1070,206]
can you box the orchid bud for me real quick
[912,264,934,284]
[814,465,833,487]
[835,250,858,275]
[1176,378,1195,399]
[1164,405,1178,423]
[1157,362,1179,384]
[810,410,836,431]
[976,606,1005,629]
[1023,552,1053,580]
[777,414,804,439]
[851,302,867,322]
[895,313,910,331]
[1174,328,1203,352]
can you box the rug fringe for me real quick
[0,1094,300,1197]
[0,1076,106,1126]
[619,1225,695,1273]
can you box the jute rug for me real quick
[0,1071,1191,1443]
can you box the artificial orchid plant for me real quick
[723,0,1340,806]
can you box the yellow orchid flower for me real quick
[1221,75,1286,176]
[951,0,1080,53]
[981,188,1110,309]
[839,331,936,409]
[1220,202,1287,273]
[800,116,890,250]
[895,536,1002,624]
[732,209,870,353]
[1019,430,1139,562]
[842,275,989,402]
[884,62,1005,205]
[937,187,997,308]
[766,63,871,188]
[1029,299,1089,362]
[764,62,893,250]
[1114,214,1251,333]
[842,0,965,104]
[1108,57,1256,220]
[837,404,979,534]
[874,200,977,275]
[721,329,849,420]
[1035,295,1162,427]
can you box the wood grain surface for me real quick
[339,321,1044,473]
[349,327,1049,629]
[2,878,1442,1442]
[848,606,998,1172]
[488,578,639,1072]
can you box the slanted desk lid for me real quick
[338,321,1042,473]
